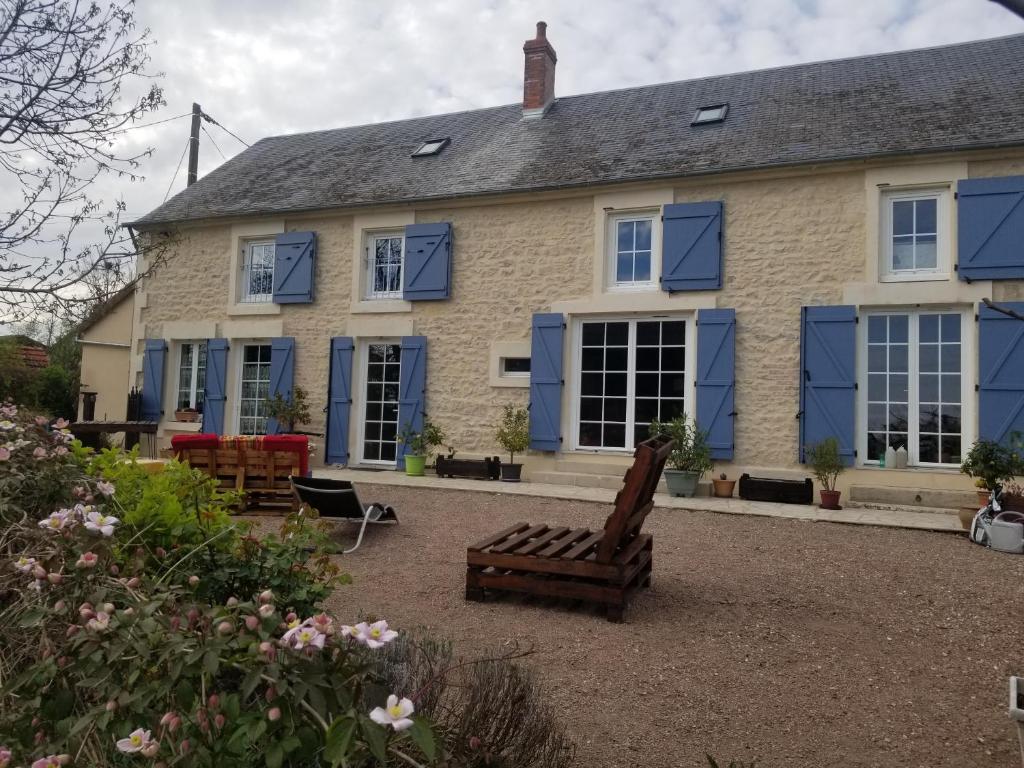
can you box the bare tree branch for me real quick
[0,0,167,324]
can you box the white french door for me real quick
[359,341,402,465]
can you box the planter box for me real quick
[435,456,501,480]
[738,474,813,505]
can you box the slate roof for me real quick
[132,33,1024,227]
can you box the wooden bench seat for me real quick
[466,436,672,622]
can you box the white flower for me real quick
[87,612,110,632]
[115,728,154,753]
[282,625,325,650]
[96,480,115,497]
[27,580,43,593]
[369,695,415,731]
[13,556,36,573]
[84,510,119,537]
[0,420,14,431]
[38,511,73,532]
[351,620,398,649]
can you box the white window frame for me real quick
[364,230,405,300]
[856,307,974,468]
[234,341,273,436]
[240,239,276,303]
[175,341,207,411]
[606,211,660,292]
[879,187,952,282]
[355,339,403,466]
[569,314,695,453]
[499,357,531,378]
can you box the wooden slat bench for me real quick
[171,441,302,512]
[466,435,672,622]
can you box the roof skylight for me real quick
[412,137,450,157]
[691,104,728,125]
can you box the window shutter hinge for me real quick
[855,316,859,324]
[975,313,979,322]
[953,264,959,271]
[975,384,980,392]
[854,382,858,390]
[954,191,958,200]
[854,449,858,457]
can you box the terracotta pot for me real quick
[174,409,199,423]
[977,489,991,507]
[711,478,736,498]
[819,489,842,510]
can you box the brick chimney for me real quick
[522,21,557,118]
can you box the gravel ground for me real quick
[295,484,1024,767]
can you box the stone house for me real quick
[127,25,1024,505]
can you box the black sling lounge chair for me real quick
[290,476,398,554]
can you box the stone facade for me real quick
[134,149,1024,494]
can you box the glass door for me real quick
[361,342,402,465]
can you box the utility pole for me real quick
[187,102,201,186]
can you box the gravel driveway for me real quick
[312,483,1024,768]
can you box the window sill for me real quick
[856,463,961,474]
[159,420,204,436]
[228,302,281,317]
[606,283,658,294]
[879,272,951,283]
[491,375,530,389]
[351,299,412,314]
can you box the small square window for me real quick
[240,241,275,303]
[500,357,531,377]
[880,188,950,281]
[691,104,728,125]
[411,137,450,157]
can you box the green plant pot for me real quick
[664,469,700,497]
[404,455,426,477]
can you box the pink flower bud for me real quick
[169,716,181,733]
[265,685,277,702]
[53,600,66,612]
[79,601,93,611]
[244,615,259,631]
[259,589,274,604]
[258,641,276,661]
[226,597,238,607]
[47,572,62,585]
[109,564,119,576]
[34,730,45,745]
[57,656,69,667]
[180,739,190,754]
[258,604,275,618]
[169,616,181,631]
[267,707,281,722]
[141,742,159,758]
[127,577,141,589]
[217,621,232,635]
[155,547,167,558]
[214,713,225,730]
[79,608,95,621]
[102,603,114,615]
[105,700,117,712]
[66,625,79,638]
[469,736,482,750]
[187,608,199,623]
[208,693,220,709]
[31,716,41,727]
[285,612,297,623]
[32,565,46,580]
[188,575,200,587]
[160,711,176,727]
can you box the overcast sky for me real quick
[55,0,1024,231]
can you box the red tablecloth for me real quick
[170,433,310,476]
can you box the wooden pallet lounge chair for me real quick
[465,435,673,622]
[290,476,399,554]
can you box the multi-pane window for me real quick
[238,344,272,435]
[882,190,948,278]
[363,343,401,463]
[611,216,654,286]
[241,241,275,303]
[366,233,404,299]
[175,342,207,411]
[577,319,687,450]
[864,311,963,466]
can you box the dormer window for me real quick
[411,137,450,157]
[691,104,728,125]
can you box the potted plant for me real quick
[649,415,712,497]
[174,406,199,423]
[265,386,312,434]
[961,438,1020,506]
[398,416,446,477]
[712,472,735,498]
[805,437,844,509]
[495,404,529,482]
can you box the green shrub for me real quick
[961,438,1021,490]
[495,405,530,465]
[805,437,844,491]
[649,414,712,475]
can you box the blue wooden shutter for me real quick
[325,337,354,465]
[661,201,723,292]
[979,302,1024,445]
[799,306,856,465]
[266,337,296,435]
[958,176,1024,281]
[273,231,316,303]
[140,339,166,421]
[696,308,736,460]
[402,223,452,300]
[397,336,427,469]
[529,313,564,451]
[202,339,229,435]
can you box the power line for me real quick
[119,112,193,132]
[163,139,191,202]
[201,111,251,148]
[201,125,226,161]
